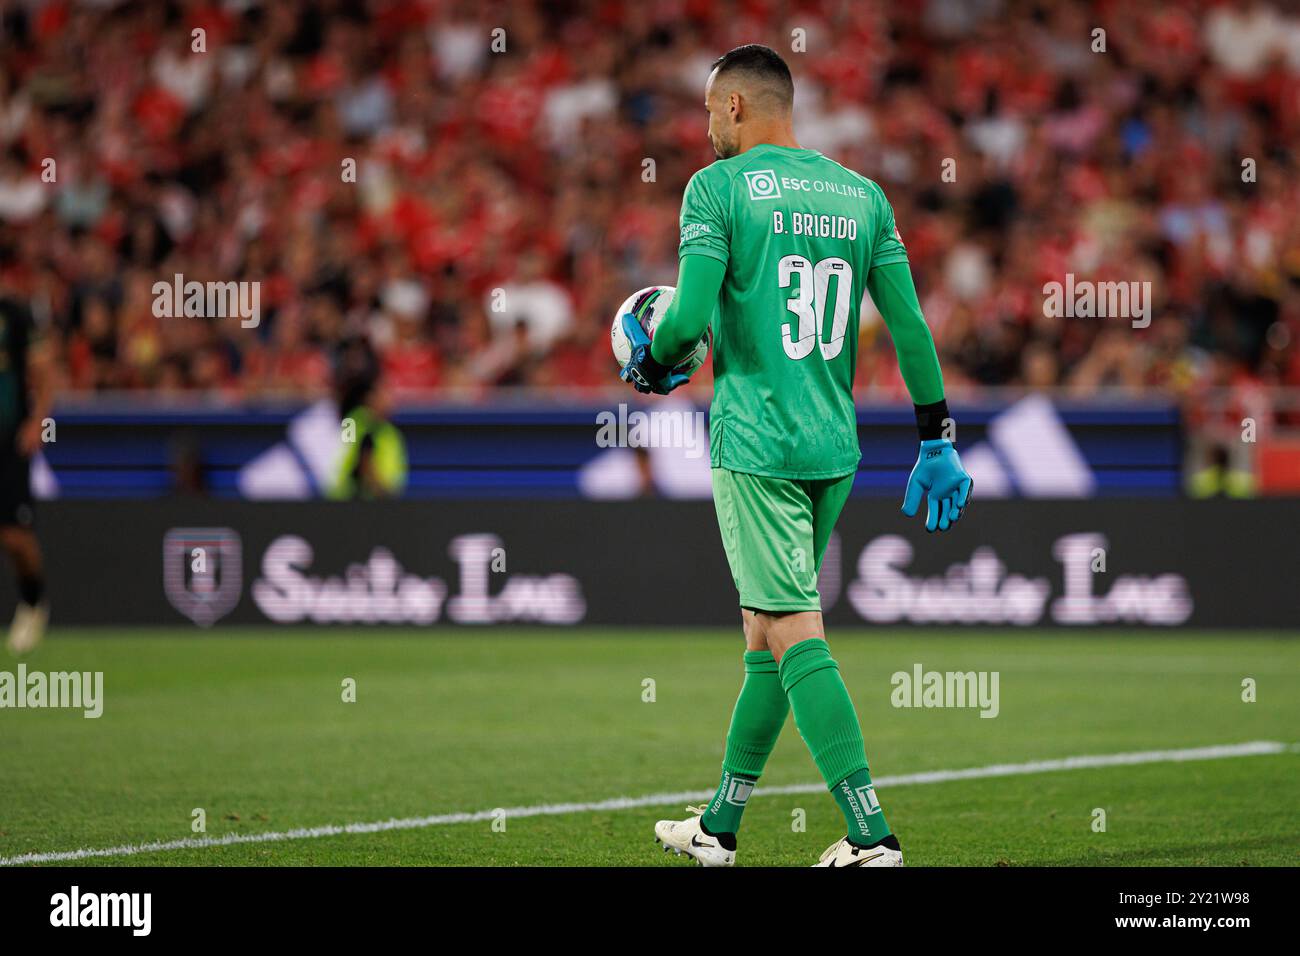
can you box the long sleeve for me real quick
[864,261,944,406]
[650,253,725,367]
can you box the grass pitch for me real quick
[1,629,1296,866]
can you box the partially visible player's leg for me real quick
[655,612,787,866]
[2,526,47,655]
[707,472,797,840]
[759,474,902,866]
[670,468,900,866]
[763,611,900,865]
[1,451,46,656]
[697,610,787,837]
[655,474,794,866]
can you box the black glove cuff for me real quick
[914,399,951,442]
[639,347,672,384]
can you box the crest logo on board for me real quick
[163,528,242,626]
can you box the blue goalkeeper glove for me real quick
[902,438,973,533]
[618,313,688,395]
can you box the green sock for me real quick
[701,650,788,835]
[779,639,892,845]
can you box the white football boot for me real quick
[814,835,904,867]
[5,602,48,656]
[654,806,736,867]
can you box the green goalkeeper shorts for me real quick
[711,467,855,613]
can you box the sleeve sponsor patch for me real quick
[680,222,712,243]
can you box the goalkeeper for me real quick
[620,44,971,868]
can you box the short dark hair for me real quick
[710,44,794,113]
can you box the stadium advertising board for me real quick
[16,500,1294,629]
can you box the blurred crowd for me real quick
[0,0,1297,434]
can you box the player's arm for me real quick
[866,261,944,407]
[18,326,52,457]
[621,168,728,395]
[652,255,724,367]
[618,256,723,394]
[866,258,972,532]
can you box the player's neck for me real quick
[738,123,801,154]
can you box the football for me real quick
[610,285,710,379]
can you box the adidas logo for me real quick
[961,395,1095,497]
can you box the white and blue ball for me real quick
[610,285,710,378]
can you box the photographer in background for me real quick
[329,333,408,500]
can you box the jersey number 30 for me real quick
[779,255,852,361]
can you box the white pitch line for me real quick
[0,740,1288,866]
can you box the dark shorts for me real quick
[0,444,34,528]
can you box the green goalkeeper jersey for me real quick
[678,144,910,479]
